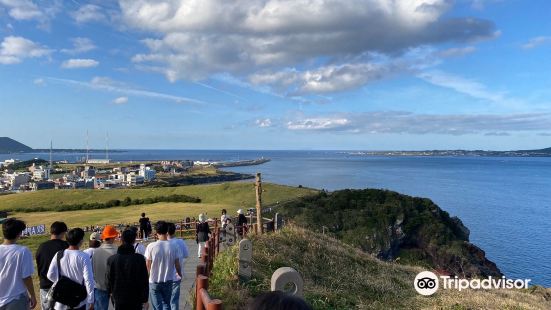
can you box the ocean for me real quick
[1,150,550,286]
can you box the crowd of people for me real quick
[0,209,312,310]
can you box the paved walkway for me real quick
[180,239,199,310]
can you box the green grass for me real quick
[0,182,317,213]
[208,226,551,310]
[7,182,317,227]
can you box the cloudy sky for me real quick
[0,0,550,150]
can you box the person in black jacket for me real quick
[195,214,211,258]
[107,229,148,310]
[35,221,68,310]
[236,209,248,238]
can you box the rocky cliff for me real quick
[277,188,502,277]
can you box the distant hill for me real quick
[0,137,33,153]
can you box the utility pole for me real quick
[255,172,263,234]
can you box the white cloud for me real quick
[282,112,551,135]
[33,78,45,86]
[120,0,496,93]
[418,70,506,102]
[522,36,551,49]
[287,118,351,130]
[436,46,476,58]
[113,96,128,104]
[255,119,272,128]
[61,58,99,69]
[0,0,43,20]
[46,76,205,105]
[71,4,106,24]
[61,37,96,54]
[0,36,52,64]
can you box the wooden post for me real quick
[215,227,220,255]
[255,173,264,234]
[206,300,223,310]
[196,275,208,310]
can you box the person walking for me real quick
[139,213,151,241]
[195,214,211,258]
[0,218,37,310]
[237,209,248,238]
[36,221,68,310]
[47,228,94,310]
[92,225,118,310]
[167,223,189,310]
[107,229,148,310]
[83,232,101,261]
[145,221,182,310]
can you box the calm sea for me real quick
[2,150,550,286]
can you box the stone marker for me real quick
[238,239,253,280]
[226,223,235,246]
[275,213,283,230]
[271,267,304,297]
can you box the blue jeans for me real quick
[170,280,181,310]
[149,282,173,310]
[94,288,110,310]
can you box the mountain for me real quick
[0,137,33,153]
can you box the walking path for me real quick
[180,239,199,310]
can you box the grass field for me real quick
[6,182,317,227]
[210,225,551,309]
[0,182,317,213]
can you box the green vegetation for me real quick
[7,194,201,212]
[0,182,317,213]
[2,158,47,171]
[8,182,317,227]
[209,226,551,309]
[274,189,500,277]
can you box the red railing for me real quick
[195,221,223,310]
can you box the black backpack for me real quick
[47,250,88,308]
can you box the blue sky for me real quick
[0,0,550,150]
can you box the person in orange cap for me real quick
[92,226,118,310]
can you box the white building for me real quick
[139,165,156,181]
[32,166,51,181]
[8,173,30,190]
[128,173,145,186]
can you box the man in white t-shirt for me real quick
[47,228,95,310]
[0,218,37,309]
[167,223,189,310]
[145,221,181,310]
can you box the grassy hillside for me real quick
[7,182,317,227]
[209,226,551,309]
[0,182,317,212]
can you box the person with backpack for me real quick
[47,228,94,310]
[36,222,69,310]
[195,214,211,258]
[107,229,149,310]
[92,225,119,310]
[0,218,37,310]
[128,226,146,255]
[145,221,182,310]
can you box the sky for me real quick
[0,0,550,150]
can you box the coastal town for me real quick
[0,157,269,193]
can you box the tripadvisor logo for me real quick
[414,271,532,296]
[414,271,439,296]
